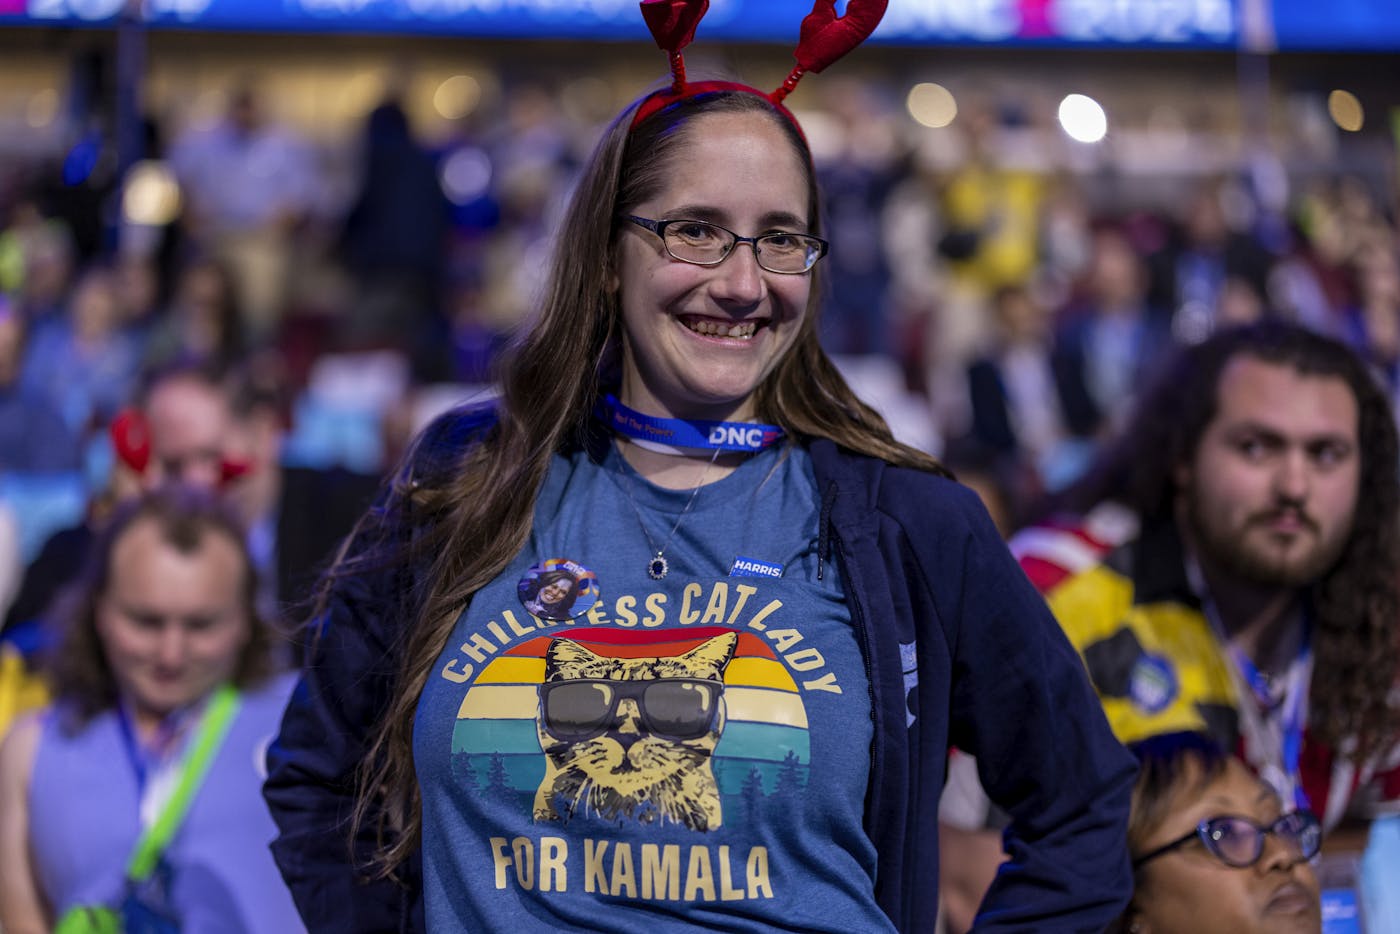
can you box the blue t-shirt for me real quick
[414,443,893,932]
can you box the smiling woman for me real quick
[614,106,814,427]
[261,2,1138,931]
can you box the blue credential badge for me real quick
[729,556,784,579]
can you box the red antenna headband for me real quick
[631,0,888,130]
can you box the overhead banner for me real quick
[1269,0,1400,50]
[0,0,1241,45]
[0,0,1395,50]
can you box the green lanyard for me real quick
[126,683,241,882]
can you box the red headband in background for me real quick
[630,0,889,131]
[110,407,252,488]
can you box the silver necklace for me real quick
[618,444,723,580]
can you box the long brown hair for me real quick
[45,486,275,730]
[1053,321,1400,764]
[339,88,949,876]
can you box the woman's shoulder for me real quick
[417,399,499,448]
[807,439,979,513]
[404,399,499,487]
[807,440,1000,562]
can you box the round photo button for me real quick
[517,558,600,621]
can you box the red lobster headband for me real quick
[630,0,888,135]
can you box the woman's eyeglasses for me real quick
[622,215,829,274]
[1133,811,1321,869]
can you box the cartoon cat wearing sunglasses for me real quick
[533,632,738,830]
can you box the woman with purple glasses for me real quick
[1116,732,1323,934]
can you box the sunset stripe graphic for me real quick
[449,626,810,799]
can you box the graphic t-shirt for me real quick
[414,443,891,932]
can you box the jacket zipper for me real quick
[818,480,881,761]
[819,477,893,921]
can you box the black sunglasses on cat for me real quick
[539,678,722,742]
[1133,811,1321,870]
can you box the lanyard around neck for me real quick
[598,394,785,453]
[115,702,181,798]
[117,684,242,883]
[1185,556,1312,809]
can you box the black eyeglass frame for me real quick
[1132,810,1321,870]
[621,214,829,275]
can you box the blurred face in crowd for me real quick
[144,374,234,489]
[1130,758,1321,934]
[114,255,159,324]
[1217,278,1264,327]
[230,88,262,136]
[220,398,284,525]
[994,287,1048,345]
[0,308,21,387]
[70,270,120,343]
[1186,187,1228,249]
[1088,230,1146,314]
[173,261,234,354]
[95,516,251,726]
[1177,355,1360,588]
[1358,246,1400,356]
[21,228,72,311]
[615,109,812,421]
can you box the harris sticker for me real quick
[518,558,600,621]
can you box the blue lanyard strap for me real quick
[1186,557,1313,810]
[598,394,785,452]
[1226,635,1312,806]
[1227,626,1309,713]
[115,702,183,798]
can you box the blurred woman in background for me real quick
[1117,732,1322,934]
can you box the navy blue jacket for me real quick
[265,411,1135,932]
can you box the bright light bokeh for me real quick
[122,161,182,226]
[1058,93,1108,143]
[26,89,59,129]
[1327,89,1364,132]
[439,146,492,205]
[906,82,958,128]
[434,75,483,121]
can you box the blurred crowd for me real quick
[0,69,1397,640]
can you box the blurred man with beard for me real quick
[939,322,1400,931]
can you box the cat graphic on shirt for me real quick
[533,632,737,831]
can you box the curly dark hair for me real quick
[1056,321,1400,764]
[44,486,276,730]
